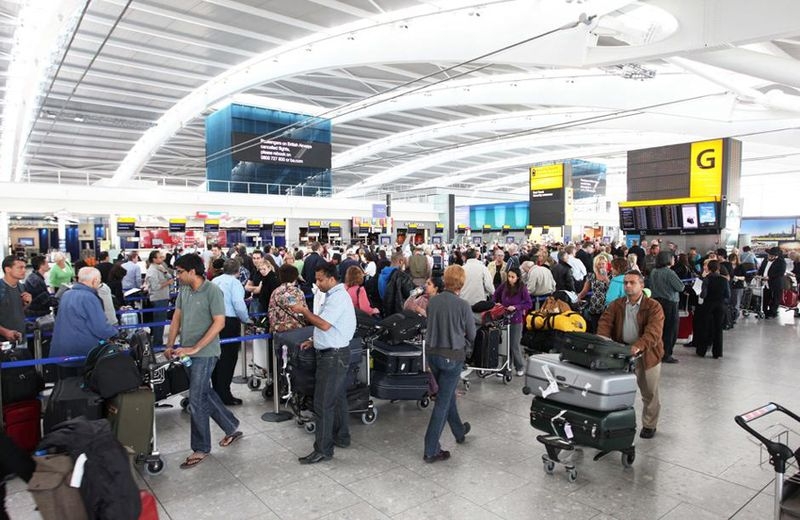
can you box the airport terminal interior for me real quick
[2,0,800,519]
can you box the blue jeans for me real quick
[424,355,467,458]
[188,356,239,453]
[313,348,350,457]
[150,299,168,347]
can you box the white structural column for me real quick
[57,214,67,254]
[108,215,119,252]
[0,212,9,258]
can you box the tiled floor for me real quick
[7,310,800,519]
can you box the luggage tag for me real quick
[70,453,87,488]
[563,422,574,439]
[538,365,559,398]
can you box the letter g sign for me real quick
[696,148,716,169]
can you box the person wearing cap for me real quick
[648,251,686,363]
[757,247,787,319]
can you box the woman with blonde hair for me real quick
[49,252,74,289]
[578,253,613,332]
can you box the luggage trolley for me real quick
[462,303,514,389]
[742,276,766,319]
[735,403,800,520]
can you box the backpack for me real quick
[363,275,383,316]
[84,342,142,399]
[37,418,141,520]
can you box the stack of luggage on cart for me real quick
[521,296,588,355]
[273,325,376,430]
[2,329,164,518]
[369,311,431,409]
[522,332,637,482]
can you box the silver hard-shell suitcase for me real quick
[523,354,636,412]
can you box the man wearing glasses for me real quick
[166,254,243,469]
[597,270,665,439]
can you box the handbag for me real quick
[426,371,439,396]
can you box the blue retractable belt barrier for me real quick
[0,333,272,369]
[116,306,174,315]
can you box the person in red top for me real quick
[344,266,379,316]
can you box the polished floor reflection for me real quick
[6,310,799,519]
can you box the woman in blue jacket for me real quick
[493,267,532,376]
[605,257,630,307]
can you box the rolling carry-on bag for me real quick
[676,310,693,344]
[4,399,42,452]
[555,332,630,371]
[377,311,426,345]
[1,346,43,405]
[105,387,155,461]
[369,370,428,401]
[43,377,103,434]
[470,325,501,368]
[371,340,422,374]
[782,289,799,308]
[530,396,636,453]
[524,354,637,412]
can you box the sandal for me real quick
[179,453,208,470]
[219,431,244,447]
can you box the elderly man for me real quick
[521,260,556,308]
[459,248,493,306]
[598,270,665,439]
[758,246,787,319]
[51,267,118,377]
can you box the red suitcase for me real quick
[3,399,41,452]
[138,490,159,520]
[677,311,693,344]
[781,289,798,309]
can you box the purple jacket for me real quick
[493,283,533,324]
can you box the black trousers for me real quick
[697,303,724,358]
[212,317,242,402]
[763,283,782,317]
[656,298,679,359]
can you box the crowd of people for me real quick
[2,235,799,473]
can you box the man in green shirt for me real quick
[166,253,242,469]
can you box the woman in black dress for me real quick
[697,260,730,359]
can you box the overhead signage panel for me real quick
[231,132,332,169]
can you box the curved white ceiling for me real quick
[4,0,800,200]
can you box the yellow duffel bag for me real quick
[526,311,586,333]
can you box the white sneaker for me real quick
[460,369,473,379]
[516,370,525,377]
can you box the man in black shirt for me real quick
[0,256,31,342]
[24,255,54,317]
[96,251,113,284]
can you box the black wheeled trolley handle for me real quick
[735,402,800,520]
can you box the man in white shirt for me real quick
[565,245,587,292]
[459,248,493,306]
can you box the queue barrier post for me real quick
[261,335,292,423]
[232,322,249,385]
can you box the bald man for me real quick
[51,267,118,377]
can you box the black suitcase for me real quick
[371,340,422,374]
[470,326,500,368]
[347,384,371,411]
[1,347,43,405]
[530,396,636,453]
[556,332,630,371]
[43,376,104,433]
[521,330,561,355]
[378,311,425,345]
[152,361,190,402]
[369,370,428,401]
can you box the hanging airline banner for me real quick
[169,219,186,233]
[435,223,444,233]
[272,221,286,234]
[308,221,321,234]
[204,219,220,233]
[529,163,569,227]
[690,139,724,198]
[117,217,136,236]
[246,220,261,232]
[457,224,467,234]
[329,222,341,236]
